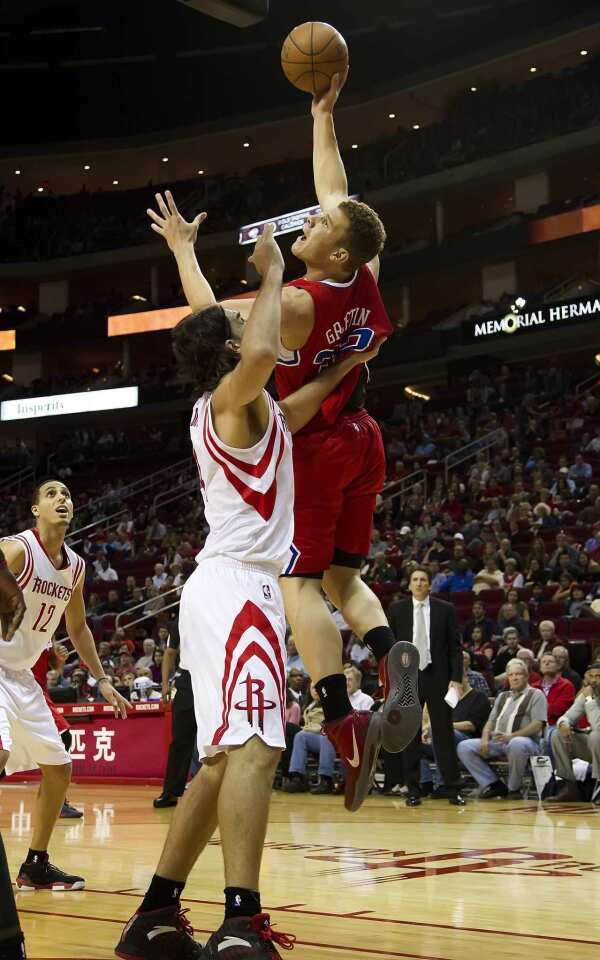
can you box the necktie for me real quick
[415,602,432,670]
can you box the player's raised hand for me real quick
[147,190,207,252]
[311,70,348,117]
[98,678,130,719]
[248,223,284,277]
[0,552,26,642]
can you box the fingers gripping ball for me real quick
[281,21,348,95]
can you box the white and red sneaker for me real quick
[324,710,383,812]
[16,857,84,891]
[378,640,422,753]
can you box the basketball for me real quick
[281,21,348,96]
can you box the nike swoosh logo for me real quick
[346,728,360,768]
[218,936,253,951]
[147,926,179,941]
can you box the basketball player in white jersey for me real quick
[0,480,129,892]
[116,225,380,960]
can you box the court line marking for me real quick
[18,909,448,960]
[78,890,600,946]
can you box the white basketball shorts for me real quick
[0,666,70,775]
[179,558,287,761]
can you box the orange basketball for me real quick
[281,21,348,96]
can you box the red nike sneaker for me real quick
[378,640,422,753]
[323,710,383,812]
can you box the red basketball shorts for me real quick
[284,411,386,576]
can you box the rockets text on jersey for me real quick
[190,389,294,573]
[275,264,392,432]
[0,528,84,671]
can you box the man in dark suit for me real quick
[387,568,465,805]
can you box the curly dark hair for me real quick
[171,304,238,393]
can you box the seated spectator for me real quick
[441,560,475,594]
[568,453,593,492]
[552,571,573,602]
[282,686,334,794]
[421,654,491,791]
[552,645,583,692]
[493,627,525,676]
[534,620,558,658]
[94,555,119,582]
[502,559,524,590]
[287,668,309,709]
[285,688,302,727]
[47,668,68,689]
[550,551,581,584]
[463,600,496,645]
[431,560,452,593]
[505,587,530,622]
[533,652,575,735]
[495,603,530,643]
[123,575,138,602]
[150,648,164,684]
[473,558,504,595]
[494,647,540,690]
[344,666,374,712]
[152,562,168,589]
[528,583,546,610]
[547,661,600,803]
[97,588,123,615]
[565,583,595,618]
[348,636,370,666]
[70,667,93,702]
[135,638,156,670]
[124,586,145,611]
[462,650,491,696]
[457,659,547,797]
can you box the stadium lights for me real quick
[388,112,396,118]
[14,169,21,175]
[530,66,537,73]
[595,353,600,367]
[412,123,420,130]
[83,164,91,171]
[17,306,26,312]
[581,49,589,56]
[242,141,251,148]
[240,279,248,285]
[112,179,119,185]
[131,294,147,301]
[351,143,358,149]
[2,374,14,382]
[161,157,169,162]
[37,186,44,192]
[198,169,204,175]
[405,385,431,401]
[470,86,477,92]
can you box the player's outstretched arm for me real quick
[212,224,284,412]
[64,579,129,718]
[311,73,349,210]
[147,190,217,313]
[278,340,383,435]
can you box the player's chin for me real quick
[291,237,308,259]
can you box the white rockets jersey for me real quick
[0,528,85,671]
[190,389,294,573]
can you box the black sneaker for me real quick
[59,800,83,819]
[480,780,509,799]
[16,857,84,891]
[205,914,295,958]
[0,934,27,960]
[115,906,205,959]
[280,775,308,794]
[310,777,334,795]
[153,793,178,809]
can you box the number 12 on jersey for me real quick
[32,602,56,633]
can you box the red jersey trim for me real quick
[202,409,285,521]
[12,535,34,589]
[212,600,285,745]
[204,399,279,479]
[72,555,84,590]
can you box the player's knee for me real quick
[242,737,281,777]
[41,761,72,787]
[0,749,9,773]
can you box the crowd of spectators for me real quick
[1,57,599,262]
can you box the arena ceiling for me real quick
[1,0,599,147]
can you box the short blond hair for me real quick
[339,199,386,265]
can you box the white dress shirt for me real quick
[350,689,374,711]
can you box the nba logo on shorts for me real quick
[262,584,272,600]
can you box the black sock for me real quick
[364,626,396,664]
[225,887,261,920]
[139,874,186,913]
[315,674,352,724]
[25,849,47,866]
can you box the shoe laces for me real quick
[176,908,194,938]
[251,914,296,951]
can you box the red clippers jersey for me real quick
[275,265,392,432]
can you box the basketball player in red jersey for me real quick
[0,480,129,892]
[147,76,421,812]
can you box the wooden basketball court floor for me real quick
[1,783,599,960]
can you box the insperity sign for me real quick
[466,295,600,341]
